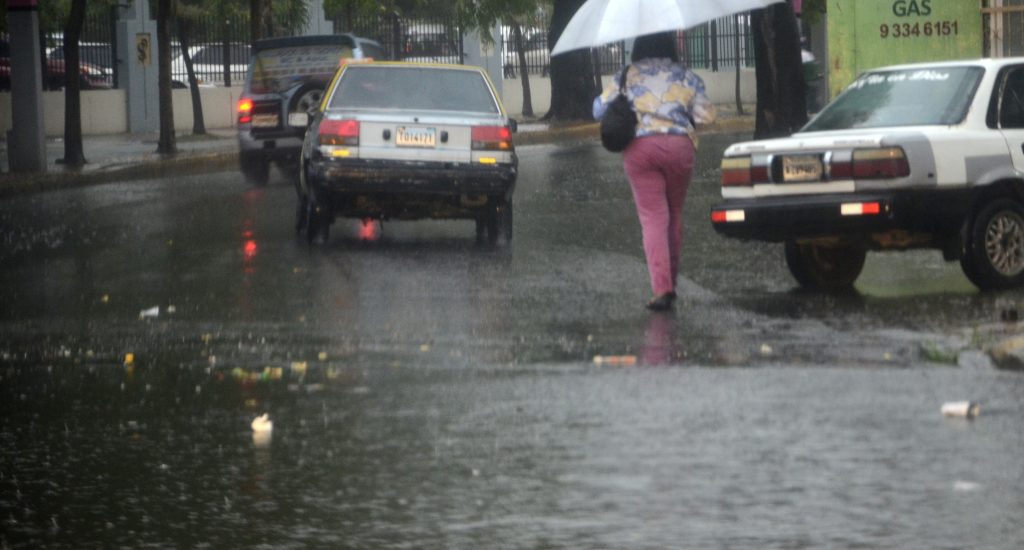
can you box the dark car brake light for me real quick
[471,126,512,151]
[319,119,360,146]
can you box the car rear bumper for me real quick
[309,157,517,196]
[711,190,972,242]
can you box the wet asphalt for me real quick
[1,134,1022,548]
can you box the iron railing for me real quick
[7,9,761,92]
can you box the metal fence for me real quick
[9,8,755,93]
[983,0,1024,57]
[330,13,464,65]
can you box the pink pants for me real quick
[623,134,696,296]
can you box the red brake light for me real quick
[319,119,359,146]
[237,98,253,124]
[471,126,513,151]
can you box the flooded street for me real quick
[2,135,1023,548]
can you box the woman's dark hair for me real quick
[631,31,679,63]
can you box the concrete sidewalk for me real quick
[0,106,754,198]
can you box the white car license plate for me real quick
[782,155,823,182]
[252,113,279,128]
[396,127,436,148]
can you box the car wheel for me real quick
[295,156,309,233]
[291,86,323,115]
[960,198,1024,290]
[485,198,513,245]
[305,188,332,244]
[240,154,270,186]
[784,240,866,290]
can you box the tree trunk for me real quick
[734,15,744,116]
[751,2,807,139]
[544,0,598,121]
[250,0,263,45]
[61,0,88,167]
[156,0,177,155]
[512,22,533,118]
[178,21,206,135]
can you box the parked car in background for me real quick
[400,29,461,64]
[711,57,1024,291]
[297,62,518,244]
[171,42,250,88]
[1,37,110,91]
[502,28,549,78]
[46,41,114,88]
[237,34,385,185]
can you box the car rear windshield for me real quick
[802,66,984,132]
[329,66,499,114]
[249,44,354,94]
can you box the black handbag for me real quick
[600,66,637,153]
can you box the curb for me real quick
[0,117,753,198]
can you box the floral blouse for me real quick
[593,57,716,145]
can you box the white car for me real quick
[171,42,249,87]
[712,57,1024,290]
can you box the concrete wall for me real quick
[501,68,756,118]
[1,86,243,137]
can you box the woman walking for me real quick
[594,31,716,311]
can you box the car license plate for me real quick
[252,113,279,128]
[782,155,823,182]
[396,127,436,148]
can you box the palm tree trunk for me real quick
[61,0,88,167]
[157,0,177,154]
[177,20,206,135]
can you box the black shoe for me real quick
[646,293,674,311]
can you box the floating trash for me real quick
[139,306,159,319]
[593,355,637,366]
[251,413,273,433]
[941,401,980,418]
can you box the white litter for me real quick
[941,401,980,418]
[139,306,160,319]
[251,413,273,433]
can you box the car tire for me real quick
[484,198,513,245]
[784,240,866,290]
[305,188,331,245]
[960,198,1024,290]
[240,154,270,186]
[291,85,324,115]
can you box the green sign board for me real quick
[827,0,982,97]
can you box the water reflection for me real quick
[640,312,678,366]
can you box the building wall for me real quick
[826,0,983,97]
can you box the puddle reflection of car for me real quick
[237,34,385,185]
[296,62,518,245]
[712,58,1024,291]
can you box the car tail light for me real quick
[721,156,753,186]
[319,119,359,146]
[832,147,909,180]
[852,147,909,179]
[237,98,253,124]
[471,126,512,151]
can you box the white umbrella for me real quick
[551,0,786,56]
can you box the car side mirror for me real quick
[508,118,518,133]
[288,112,310,128]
